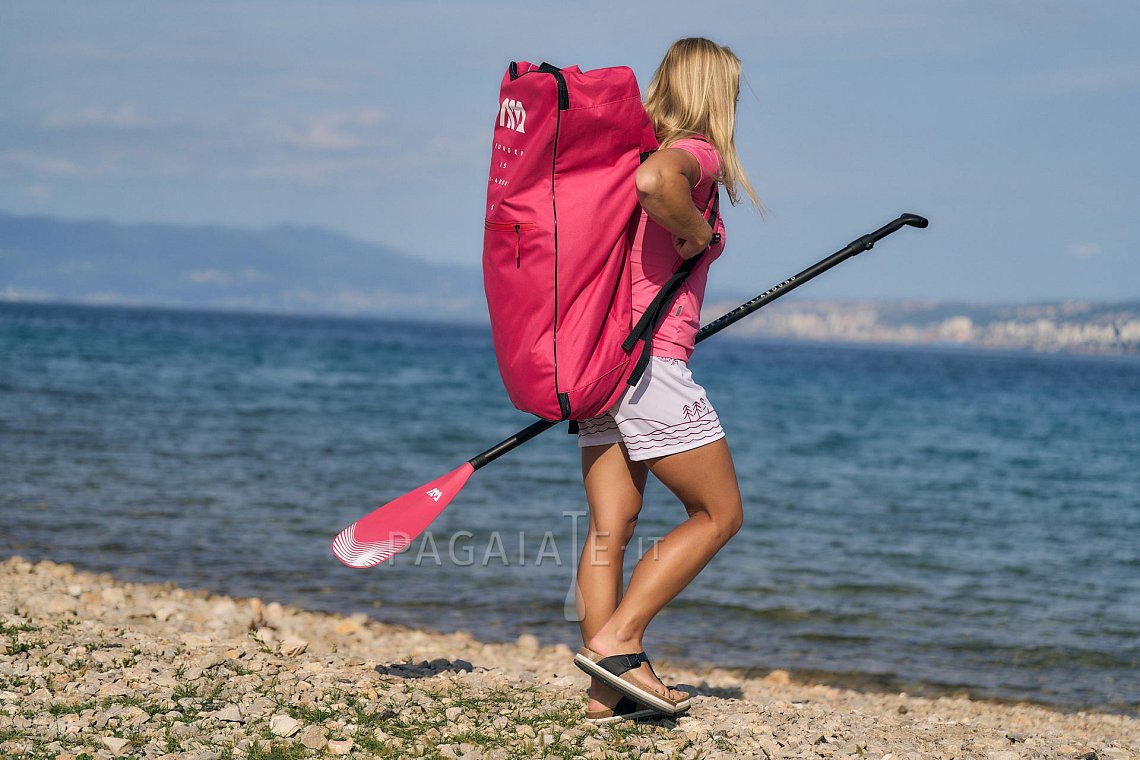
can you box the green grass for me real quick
[248,630,275,654]
[0,620,40,635]
[246,739,311,759]
[47,699,97,715]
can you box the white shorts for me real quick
[577,357,725,461]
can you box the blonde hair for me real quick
[643,38,762,211]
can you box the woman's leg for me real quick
[586,437,743,701]
[577,442,648,711]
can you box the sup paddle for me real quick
[332,212,929,568]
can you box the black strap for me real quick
[621,184,720,388]
[536,62,570,110]
[595,652,649,677]
[611,696,643,715]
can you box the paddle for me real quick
[332,212,929,568]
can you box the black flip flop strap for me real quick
[612,696,641,715]
[595,652,649,677]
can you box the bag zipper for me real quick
[485,221,537,267]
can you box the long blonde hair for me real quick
[643,38,762,210]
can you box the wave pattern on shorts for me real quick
[621,417,725,454]
[578,417,619,436]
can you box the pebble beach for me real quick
[1,557,1137,759]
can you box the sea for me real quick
[1,301,1137,715]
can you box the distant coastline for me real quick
[4,296,1139,358]
[704,298,1140,356]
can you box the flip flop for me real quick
[573,647,692,716]
[585,695,660,724]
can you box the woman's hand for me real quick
[673,230,713,259]
[635,148,714,260]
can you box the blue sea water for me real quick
[1,302,1137,714]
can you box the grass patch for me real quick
[0,620,40,635]
[248,630,274,654]
[47,699,97,716]
[4,630,49,655]
[224,659,255,677]
[246,739,311,759]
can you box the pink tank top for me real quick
[629,136,725,361]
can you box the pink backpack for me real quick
[482,61,718,421]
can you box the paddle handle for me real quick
[697,213,927,344]
[467,212,928,471]
[469,418,558,470]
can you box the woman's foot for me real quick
[586,630,687,703]
[586,678,626,713]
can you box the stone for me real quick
[269,714,301,737]
[279,637,308,657]
[301,725,329,749]
[197,653,225,670]
[213,705,242,723]
[764,670,791,686]
[101,736,132,756]
[334,619,361,635]
[328,738,354,755]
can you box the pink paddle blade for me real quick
[331,462,475,569]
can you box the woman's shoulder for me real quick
[664,135,721,185]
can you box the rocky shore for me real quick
[1,557,1136,759]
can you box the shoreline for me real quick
[2,557,1137,759]
[10,550,1131,719]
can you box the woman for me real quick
[572,37,762,722]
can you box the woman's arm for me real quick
[634,148,714,260]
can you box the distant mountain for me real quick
[4,211,1137,356]
[0,211,486,320]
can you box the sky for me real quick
[2,0,1138,304]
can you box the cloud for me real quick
[184,269,231,285]
[267,109,386,151]
[0,147,190,181]
[0,151,86,178]
[43,103,152,130]
[183,268,268,285]
[23,183,52,199]
[0,287,54,302]
[1067,242,1101,260]
[246,156,385,183]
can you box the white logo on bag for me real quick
[426,488,443,502]
[499,98,526,133]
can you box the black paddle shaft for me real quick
[468,212,929,471]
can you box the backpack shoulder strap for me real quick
[621,183,721,387]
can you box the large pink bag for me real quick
[483,61,658,421]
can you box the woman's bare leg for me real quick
[585,437,743,701]
[577,442,648,712]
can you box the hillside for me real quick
[0,211,485,321]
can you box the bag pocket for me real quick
[484,221,537,268]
